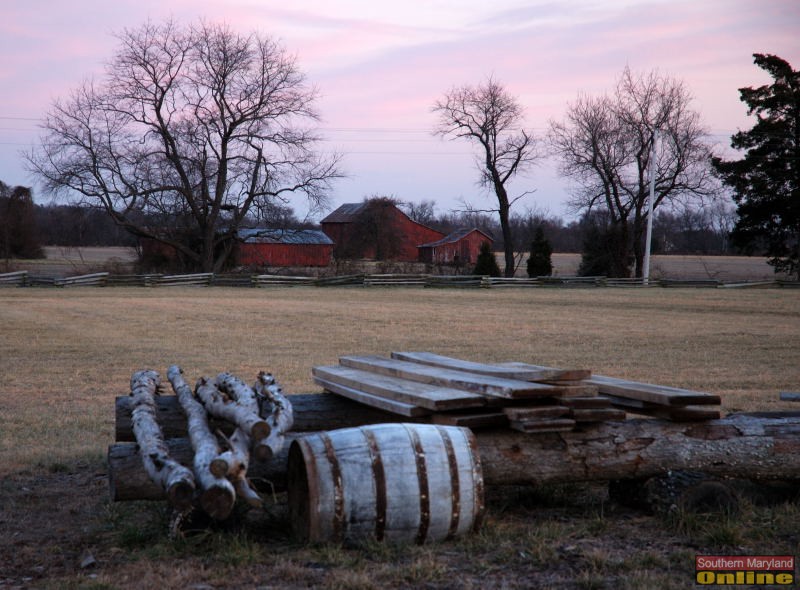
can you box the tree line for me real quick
[17,18,799,278]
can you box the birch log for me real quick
[109,413,800,501]
[196,374,270,441]
[216,372,272,461]
[195,378,262,507]
[253,372,294,461]
[129,370,195,510]
[167,366,235,520]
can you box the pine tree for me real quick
[526,226,553,277]
[473,241,501,277]
[712,54,800,278]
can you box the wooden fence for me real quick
[3,270,798,290]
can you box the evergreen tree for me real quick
[526,226,553,277]
[473,241,501,277]
[712,54,800,278]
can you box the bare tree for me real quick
[433,77,539,277]
[27,20,341,272]
[549,67,715,277]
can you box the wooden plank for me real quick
[391,351,584,382]
[557,396,612,409]
[312,365,486,411]
[508,418,576,433]
[339,355,564,399]
[431,412,508,428]
[503,406,570,420]
[780,392,800,402]
[570,408,626,422]
[606,395,720,421]
[585,374,721,406]
[313,377,430,417]
[496,361,591,382]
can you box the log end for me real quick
[251,420,272,442]
[167,480,196,511]
[209,458,229,478]
[254,443,274,462]
[200,485,236,521]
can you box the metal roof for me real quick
[418,228,493,248]
[320,203,367,223]
[237,228,333,245]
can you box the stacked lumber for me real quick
[312,352,721,433]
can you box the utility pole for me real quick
[643,129,658,285]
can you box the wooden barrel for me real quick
[287,423,484,545]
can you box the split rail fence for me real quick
[2,270,798,290]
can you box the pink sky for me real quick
[1,0,797,219]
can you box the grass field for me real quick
[0,287,798,588]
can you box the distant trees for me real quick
[712,54,800,279]
[27,19,340,272]
[550,67,716,277]
[0,182,43,259]
[433,77,540,277]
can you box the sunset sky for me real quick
[1,0,797,220]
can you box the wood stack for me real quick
[312,352,721,433]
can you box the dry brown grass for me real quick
[1,286,797,470]
[0,286,798,589]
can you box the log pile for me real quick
[311,352,722,433]
[121,366,293,521]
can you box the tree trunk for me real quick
[497,196,516,278]
[109,410,800,501]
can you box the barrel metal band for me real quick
[406,425,430,544]
[320,432,345,542]
[465,430,485,533]
[435,426,461,540]
[362,428,387,542]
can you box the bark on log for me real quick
[167,365,235,520]
[195,376,270,442]
[253,372,294,461]
[109,414,800,501]
[115,393,407,441]
[216,371,274,462]
[129,370,195,509]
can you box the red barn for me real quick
[235,228,333,267]
[321,202,445,262]
[418,228,494,266]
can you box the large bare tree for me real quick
[433,78,539,277]
[27,20,341,272]
[549,67,715,277]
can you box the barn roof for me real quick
[320,203,367,223]
[418,228,493,248]
[237,228,333,245]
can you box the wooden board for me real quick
[570,408,627,422]
[312,365,486,411]
[586,375,721,406]
[605,395,721,421]
[339,355,564,399]
[496,361,591,382]
[503,406,569,420]
[557,396,612,409]
[508,418,576,433]
[431,412,508,428]
[313,377,430,417]
[392,351,586,382]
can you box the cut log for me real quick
[115,392,407,441]
[109,408,800,500]
[129,370,195,510]
[216,372,274,461]
[339,355,564,399]
[253,372,294,461]
[167,365,235,520]
[312,364,487,411]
